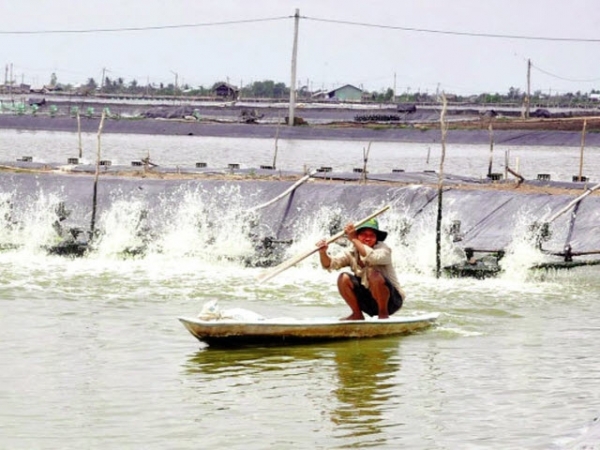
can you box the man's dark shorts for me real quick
[347,273,404,317]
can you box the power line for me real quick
[303,16,600,43]
[531,63,600,83]
[0,16,291,35]
[2,14,599,43]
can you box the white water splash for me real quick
[498,207,564,282]
[155,184,256,261]
[0,189,66,253]
[93,198,151,257]
[0,181,589,288]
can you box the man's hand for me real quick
[316,239,328,251]
[316,238,331,269]
[344,223,357,241]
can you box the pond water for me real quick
[1,128,599,181]
[1,130,599,449]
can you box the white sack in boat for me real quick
[197,299,265,322]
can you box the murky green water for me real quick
[1,252,599,449]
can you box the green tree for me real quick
[507,87,522,100]
[243,80,289,99]
[274,82,288,98]
[85,78,98,90]
[383,88,394,101]
[102,76,112,93]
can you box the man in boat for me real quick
[316,218,405,320]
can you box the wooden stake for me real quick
[435,94,449,278]
[77,111,82,159]
[90,110,106,235]
[272,110,280,168]
[362,141,371,185]
[579,118,587,180]
[487,122,494,177]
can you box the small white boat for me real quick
[178,312,439,346]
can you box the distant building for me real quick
[29,85,46,94]
[310,89,329,100]
[328,84,363,102]
[326,84,363,102]
[213,82,239,100]
[0,83,31,94]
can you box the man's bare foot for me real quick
[341,313,365,321]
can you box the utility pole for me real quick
[171,71,178,94]
[288,8,300,126]
[101,67,106,91]
[524,59,531,119]
[9,63,13,98]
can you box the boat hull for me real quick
[178,313,439,346]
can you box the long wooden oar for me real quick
[256,205,391,283]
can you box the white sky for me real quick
[1,0,599,95]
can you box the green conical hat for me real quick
[356,218,388,242]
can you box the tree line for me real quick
[46,72,600,106]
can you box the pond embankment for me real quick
[2,101,600,147]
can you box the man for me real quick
[316,218,405,320]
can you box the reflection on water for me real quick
[184,337,407,447]
[330,339,400,442]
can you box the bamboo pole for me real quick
[544,181,600,224]
[77,111,82,158]
[247,169,316,212]
[487,122,494,177]
[362,141,371,185]
[90,110,106,235]
[272,111,281,168]
[256,205,391,283]
[524,58,531,119]
[435,94,449,278]
[579,118,587,180]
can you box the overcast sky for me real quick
[1,0,599,95]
